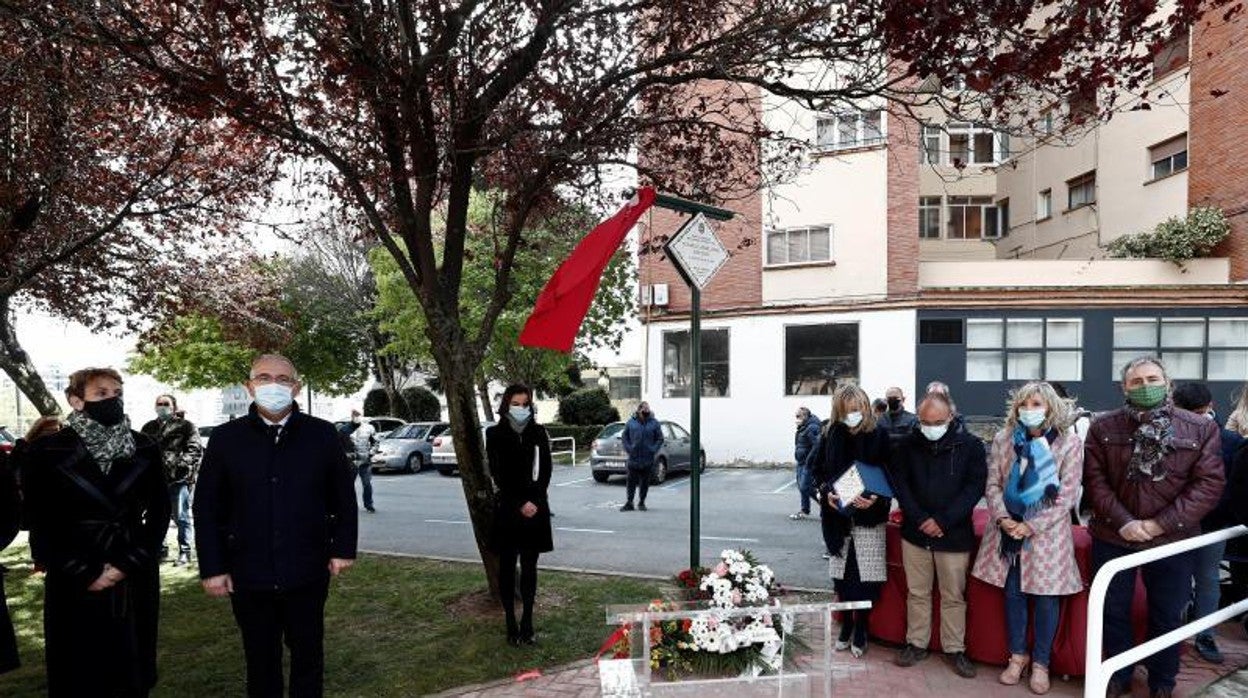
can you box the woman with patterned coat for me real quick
[972,381,1084,695]
[808,383,892,658]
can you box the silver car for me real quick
[590,420,706,484]
[431,422,496,476]
[370,422,449,473]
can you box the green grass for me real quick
[0,535,665,696]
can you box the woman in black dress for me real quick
[486,384,553,646]
[808,383,892,658]
[20,367,169,697]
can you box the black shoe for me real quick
[1194,635,1224,663]
[620,502,634,511]
[948,651,977,679]
[1150,689,1173,698]
[894,643,928,667]
[638,503,647,511]
[365,505,376,513]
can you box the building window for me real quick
[1111,317,1204,380]
[1208,319,1248,381]
[947,196,1001,240]
[1067,171,1096,210]
[785,324,859,396]
[607,375,641,401]
[663,329,730,398]
[947,122,1005,166]
[919,319,964,345]
[1039,108,1055,136]
[921,124,942,164]
[1037,189,1053,220]
[766,226,832,266]
[966,318,1084,382]
[919,196,942,239]
[1068,85,1097,122]
[815,110,885,151]
[1149,134,1188,181]
[994,199,1010,237]
[1152,29,1190,80]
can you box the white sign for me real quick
[665,213,729,290]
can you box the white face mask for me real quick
[841,411,864,429]
[920,423,948,442]
[509,405,532,424]
[1018,408,1047,429]
[254,383,294,413]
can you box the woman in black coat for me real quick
[20,368,169,697]
[0,448,20,674]
[807,384,892,657]
[486,384,553,646]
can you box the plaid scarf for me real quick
[1128,404,1174,482]
[66,410,135,475]
[999,426,1060,565]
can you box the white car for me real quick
[431,422,495,476]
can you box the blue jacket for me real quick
[193,404,359,591]
[622,415,664,469]
[795,414,822,467]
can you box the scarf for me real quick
[66,410,136,475]
[506,413,528,435]
[999,426,1060,565]
[1127,404,1173,482]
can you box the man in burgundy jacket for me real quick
[1084,356,1225,698]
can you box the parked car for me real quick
[590,420,706,484]
[0,426,15,453]
[431,422,495,476]
[370,421,449,473]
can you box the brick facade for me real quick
[886,106,921,297]
[1190,6,1248,280]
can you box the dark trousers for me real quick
[1092,539,1195,692]
[499,547,539,636]
[625,466,651,505]
[230,577,330,698]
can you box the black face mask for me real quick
[83,395,126,427]
[887,397,902,412]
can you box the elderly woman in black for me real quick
[21,368,169,697]
[487,384,553,646]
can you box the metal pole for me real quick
[689,286,701,570]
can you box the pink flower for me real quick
[731,590,743,605]
[714,563,728,576]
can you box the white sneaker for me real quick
[834,640,850,652]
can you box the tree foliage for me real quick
[1106,206,1232,264]
[399,386,442,422]
[557,388,620,426]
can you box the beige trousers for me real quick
[901,539,970,653]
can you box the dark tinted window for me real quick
[784,323,859,395]
[919,319,964,345]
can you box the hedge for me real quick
[399,386,442,421]
[556,388,620,425]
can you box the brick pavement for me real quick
[432,620,1248,697]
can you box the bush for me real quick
[1106,206,1230,264]
[557,388,620,425]
[400,386,442,421]
[363,388,390,416]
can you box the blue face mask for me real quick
[509,405,532,424]
[254,383,294,413]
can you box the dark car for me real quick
[590,420,706,484]
[370,421,449,473]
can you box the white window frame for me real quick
[919,196,942,239]
[1067,171,1096,210]
[1149,135,1188,181]
[814,110,885,152]
[1037,189,1053,220]
[945,121,1009,166]
[966,317,1085,383]
[946,195,1002,240]
[662,328,731,398]
[765,225,833,267]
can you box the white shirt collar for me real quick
[259,412,292,427]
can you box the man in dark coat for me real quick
[21,367,170,697]
[890,391,987,679]
[140,393,203,566]
[194,354,358,698]
[878,386,919,446]
[620,402,663,512]
[0,448,19,674]
[791,406,822,519]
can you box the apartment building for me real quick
[634,13,1248,463]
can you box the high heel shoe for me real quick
[999,653,1030,685]
[1028,663,1050,694]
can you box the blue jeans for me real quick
[1192,539,1226,641]
[1004,562,1060,667]
[796,465,814,514]
[169,482,192,555]
[356,461,374,509]
[1092,539,1196,691]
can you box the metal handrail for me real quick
[1085,524,1248,697]
[549,436,576,465]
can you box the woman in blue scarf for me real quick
[971,382,1084,695]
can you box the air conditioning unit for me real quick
[652,284,669,306]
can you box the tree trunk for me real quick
[443,371,501,599]
[0,295,61,417]
[476,372,494,422]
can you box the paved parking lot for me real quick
[357,464,835,589]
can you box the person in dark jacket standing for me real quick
[21,367,170,697]
[1084,358,1224,698]
[194,354,358,698]
[878,387,918,446]
[486,384,554,645]
[141,393,203,566]
[890,391,987,679]
[808,385,891,657]
[0,447,20,674]
[791,406,822,520]
[620,402,663,512]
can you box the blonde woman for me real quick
[807,384,892,657]
[971,382,1083,694]
[1225,386,1248,436]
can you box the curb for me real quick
[425,658,598,697]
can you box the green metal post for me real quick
[690,286,701,571]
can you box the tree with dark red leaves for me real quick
[36,0,1230,591]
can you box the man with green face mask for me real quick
[141,394,203,566]
[1083,356,1225,698]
